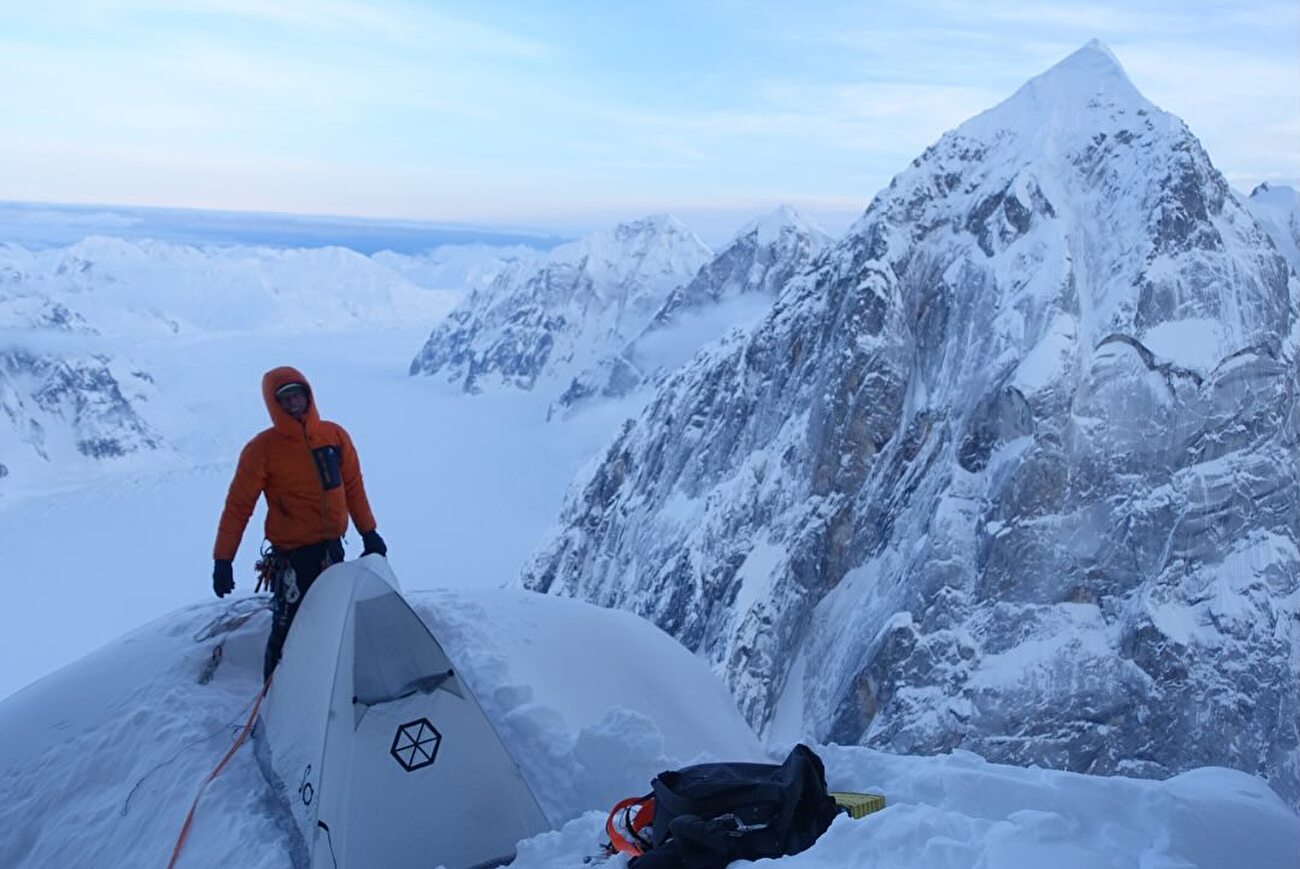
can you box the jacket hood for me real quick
[262,366,321,434]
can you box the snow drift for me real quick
[0,582,1295,868]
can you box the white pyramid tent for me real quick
[254,556,550,869]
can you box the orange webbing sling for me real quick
[166,678,271,868]
[605,794,655,857]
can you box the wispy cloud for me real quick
[79,0,558,58]
[130,0,407,36]
[1119,40,1300,186]
[952,0,1190,33]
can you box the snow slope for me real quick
[0,582,1294,869]
[1247,182,1300,275]
[0,585,762,868]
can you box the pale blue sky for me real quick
[2,0,1296,237]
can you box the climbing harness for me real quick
[254,541,295,599]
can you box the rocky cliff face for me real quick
[1,254,159,479]
[0,350,158,464]
[523,42,1300,804]
[556,206,831,413]
[409,215,711,394]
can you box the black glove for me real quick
[361,529,387,557]
[213,559,234,597]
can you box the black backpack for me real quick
[616,744,841,869]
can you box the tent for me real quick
[254,556,550,869]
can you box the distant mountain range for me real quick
[0,200,568,254]
[0,236,482,489]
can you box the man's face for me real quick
[276,386,309,420]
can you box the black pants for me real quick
[264,538,345,681]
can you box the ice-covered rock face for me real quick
[1,251,161,478]
[557,206,831,412]
[408,215,712,394]
[524,41,1300,805]
[0,350,158,464]
[655,205,831,320]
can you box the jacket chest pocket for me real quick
[311,445,343,491]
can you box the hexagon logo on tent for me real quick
[391,718,442,772]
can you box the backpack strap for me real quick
[605,793,656,856]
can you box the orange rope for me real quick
[166,678,271,869]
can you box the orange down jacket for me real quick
[213,366,377,561]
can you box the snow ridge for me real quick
[2,590,1296,868]
[556,205,831,413]
[408,215,712,395]
[1246,182,1300,277]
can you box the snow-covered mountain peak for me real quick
[545,213,710,286]
[1006,37,1142,112]
[559,213,695,252]
[1079,37,1123,66]
[525,41,1299,807]
[956,39,1159,156]
[409,214,712,393]
[732,204,829,249]
[553,205,831,414]
[1041,38,1132,91]
[1250,181,1299,206]
[616,211,689,237]
[843,39,1287,374]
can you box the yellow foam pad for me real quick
[831,791,887,819]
